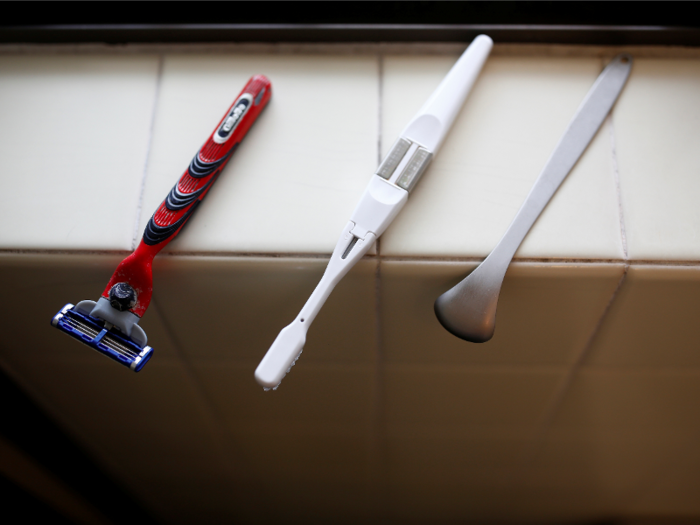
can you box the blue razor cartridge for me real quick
[51,304,153,372]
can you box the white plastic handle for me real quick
[254,34,493,390]
[401,34,493,153]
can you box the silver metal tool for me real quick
[434,54,633,343]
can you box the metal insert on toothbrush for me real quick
[52,75,272,372]
[255,35,493,390]
[434,54,633,343]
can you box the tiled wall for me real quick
[1,43,700,523]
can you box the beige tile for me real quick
[381,260,624,366]
[384,364,563,430]
[139,53,379,254]
[381,55,624,260]
[551,369,700,435]
[191,361,374,431]
[614,58,700,261]
[153,256,377,363]
[0,54,159,251]
[585,265,700,368]
[0,253,180,364]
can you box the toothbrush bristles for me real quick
[260,349,303,392]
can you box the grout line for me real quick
[369,50,388,515]
[512,97,631,485]
[509,71,635,461]
[542,265,628,426]
[377,52,384,166]
[504,85,638,482]
[375,50,383,261]
[370,248,389,515]
[609,112,629,261]
[131,54,165,251]
[5,247,700,267]
[514,264,629,480]
[148,299,228,444]
[377,255,625,264]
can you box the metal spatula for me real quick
[434,54,632,343]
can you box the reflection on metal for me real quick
[376,138,411,180]
[396,147,433,191]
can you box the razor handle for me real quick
[102,75,272,318]
[52,76,271,372]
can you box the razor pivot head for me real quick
[52,304,153,372]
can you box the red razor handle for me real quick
[102,75,272,317]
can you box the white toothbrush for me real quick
[255,35,494,389]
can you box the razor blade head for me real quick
[52,304,153,372]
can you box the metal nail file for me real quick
[255,35,493,389]
[434,54,633,343]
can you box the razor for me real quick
[255,35,493,389]
[52,75,272,371]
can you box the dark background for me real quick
[1,1,699,28]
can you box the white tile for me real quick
[0,54,159,250]
[614,58,700,261]
[381,55,624,260]
[585,265,700,369]
[138,53,379,254]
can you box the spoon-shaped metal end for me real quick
[434,258,508,343]
[434,53,633,344]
